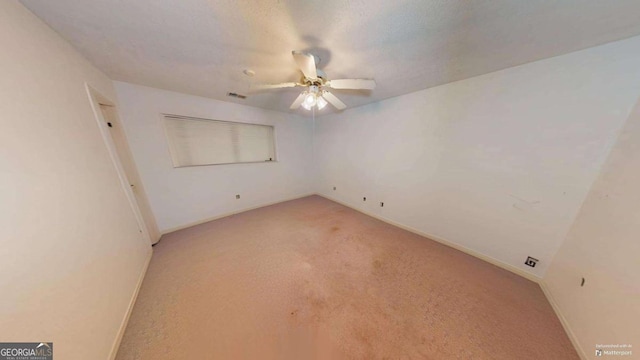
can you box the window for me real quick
[163,115,276,167]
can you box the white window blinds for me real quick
[163,115,276,167]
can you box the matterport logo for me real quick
[595,343,633,357]
[0,342,53,360]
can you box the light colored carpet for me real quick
[116,195,579,359]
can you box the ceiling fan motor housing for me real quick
[303,70,326,87]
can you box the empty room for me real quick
[2,0,639,359]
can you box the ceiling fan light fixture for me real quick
[316,96,328,110]
[304,92,317,107]
[263,51,375,111]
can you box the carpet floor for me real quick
[116,195,579,359]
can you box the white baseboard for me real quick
[162,192,539,282]
[316,193,542,284]
[160,193,316,235]
[539,281,587,360]
[108,248,153,360]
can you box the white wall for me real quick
[544,99,640,359]
[114,82,315,232]
[0,2,151,360]
[314,36,640,278]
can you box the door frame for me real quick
[85,83,154,245]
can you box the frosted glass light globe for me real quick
[316,96,327,110]
[304,93,317,106]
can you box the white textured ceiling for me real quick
[21,0,640,116]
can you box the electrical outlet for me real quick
[235,194,240,199]
[524,256,538,267]
[380,202,384,207]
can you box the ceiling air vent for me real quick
[227,92,247,99]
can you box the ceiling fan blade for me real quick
[322,91,346,110]
[249,82,299,92]
[290,93,306,109]
[292,51,318,80]
[326,79,376,90]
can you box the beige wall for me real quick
[313,36,640,279]
[0,2,151,359]
[114,82,315,233]
[544,99,640,358]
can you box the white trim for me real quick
[539,281,587,360]
[316,193,542,283]
[108,248,153,360]
[160,193,316,235]
[85,83,153,245]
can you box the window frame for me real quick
[161,114,278,168]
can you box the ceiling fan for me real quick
[250,51,376,111]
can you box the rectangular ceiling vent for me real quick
[227,92,247,99]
